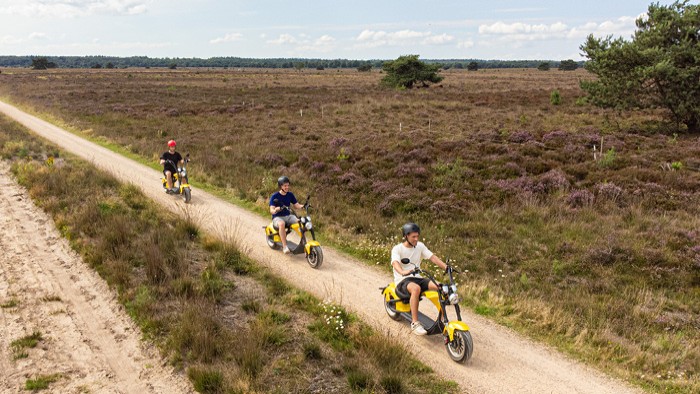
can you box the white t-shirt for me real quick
[391,242,433,285]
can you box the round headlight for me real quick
[448,293,460,305]
[305,222,313,230]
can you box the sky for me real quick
[0,1,676,60]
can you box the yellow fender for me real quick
[382,284,411,313]
[304,240,321,255]
[445,321,471,341]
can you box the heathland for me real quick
[0,67,698,392]
[0,113,456,393]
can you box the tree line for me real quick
[0,55,582,70]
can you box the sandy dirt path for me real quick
[0,100,643,393]
[0,166,192,393]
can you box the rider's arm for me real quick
[269,205,280,215]
[392,260,412,276]
[429,254,448,272]
[293,202,304,210]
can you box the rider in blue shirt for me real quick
[269,176,304,254]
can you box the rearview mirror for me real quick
[401,258,410,265]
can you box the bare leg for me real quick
[165,171,173,189]
[407,282,422,323]
[278,221,287,248]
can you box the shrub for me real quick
[596,182,624,203]
[347,369,373,391]
[303,342,322,360]
[550,89,561,105]
[380,375,405,394]
[566,189,595,208]
[187,367,225,394]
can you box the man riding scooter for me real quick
[391,222,448,335]
[159,139,184,194]
[269,176,304,254]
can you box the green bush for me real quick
[550,89,561,105]
[187,367,225,394]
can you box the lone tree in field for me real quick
[580,0,700,133]
[466,61,479,71]
[357,63,372,72]
[558,59,578,71]
[538,62,551,71]
[381,55,443,88]
[31,57,57,70]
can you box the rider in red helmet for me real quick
[159,139,184,193]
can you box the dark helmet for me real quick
[401,222,421,236]
[277,175,290,187]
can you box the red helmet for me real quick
[167,140,176,147]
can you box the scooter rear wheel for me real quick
[446,330,473,363]
[384,296,401,321]
[306,246,323,269]
[266,234,279,249]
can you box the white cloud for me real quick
[478,21,569,40]
[267,33,298,45]
[0,35,23,45]
[0,0,148,18]
[355,29,457,49]
[265,33,336,53]
[422,33,455,45]
[457,39,474,49]
[567,15,640,39]
[28,32,48,40]
[478,15,639,43]
[210,33,243,44]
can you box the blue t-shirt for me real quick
[269,191,298,218]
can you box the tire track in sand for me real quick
[0,166,192,393]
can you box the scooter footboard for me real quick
[419,312,445,335]
[445,321,470,341]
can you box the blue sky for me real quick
[0,1,674,60]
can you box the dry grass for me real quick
[1,68,699,392]
[1,114,455,393]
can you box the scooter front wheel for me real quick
[446,330,473,363]
[183,187,192,203]
[306,246,323,269]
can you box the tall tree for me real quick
[31,57,57,70]
[381,55,443,89]
[580,1,700,132]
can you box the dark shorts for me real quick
[397,277,431,295]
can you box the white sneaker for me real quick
[282,246,291,254]
[411,321,427,335]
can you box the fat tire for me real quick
[446,330,473,363]
[306,246,323,269]
[266,235,279,249]
[384,296,401,321]
[183,187,192,203]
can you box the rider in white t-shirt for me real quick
[391,223,448,335]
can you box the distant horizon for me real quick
[0,1,674,60]
[1,54,580,62]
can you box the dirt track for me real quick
[0,165,192,393]
[0,100,642,393]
